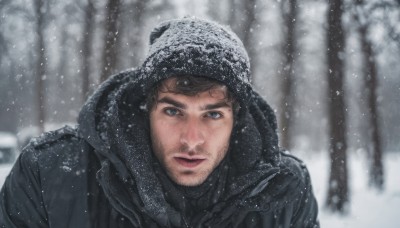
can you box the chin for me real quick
[178,181,203,187]
[174,175,207,187]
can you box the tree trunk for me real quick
[81,0,96,101]
[227,0,257,83]
[0,33,6,66]
[359,25,384,190]
[242,0,257,83]
[228,0,238,32]
[207,0,224,23]
[55,28,68,121]
[325,0,349,213]
[34,0,47,133]
[129,0,147,66]
[100,0,121,82]
[279,0,298,150]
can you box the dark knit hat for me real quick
[140,17,253,103]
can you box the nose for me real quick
[180,117,205,151]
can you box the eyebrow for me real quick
[157,96,232,110]
[203,101,231,110]
[157,97,186,109]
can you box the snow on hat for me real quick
[140,17,253,103]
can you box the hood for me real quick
[77,68,282,226]
[77,17,283,226]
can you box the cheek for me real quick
[206,123,233,149]
[150,118,179,151]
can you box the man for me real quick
[0,18,319,227]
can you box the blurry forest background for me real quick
[0,0,399,214]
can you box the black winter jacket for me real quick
[0,69,319,227]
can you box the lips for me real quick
[174,157,205,168]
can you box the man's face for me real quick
[149,78,234,186]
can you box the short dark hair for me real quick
[146,75,239,114]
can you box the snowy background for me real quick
[1,150,399,227]
[304,152,400,228]
[1,0,399,226]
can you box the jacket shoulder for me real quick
[1,126,93,227]
[278,151,310,184]
[28,125,80,149]
[277,151,319,227]
[21,125,89,172]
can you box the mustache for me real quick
[179,144,206,155]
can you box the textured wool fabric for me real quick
[140,17,253,104]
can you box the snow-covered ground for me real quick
[0,152,399,227]
[302,151,400,228]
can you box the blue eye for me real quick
[164,108,180,116]
[206,112,222,119]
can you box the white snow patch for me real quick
[0,163,13,187]
[301,151,400,228]
[0,132,17,148]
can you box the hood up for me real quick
[77,68,285,226]
[77,18,286,226]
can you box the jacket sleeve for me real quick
[289,159,319,228]
[237,154,320,228]
[0,146,48,228]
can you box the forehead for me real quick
[155,88,233,112]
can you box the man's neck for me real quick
[153,157,229,209]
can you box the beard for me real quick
[151,136,229,186]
